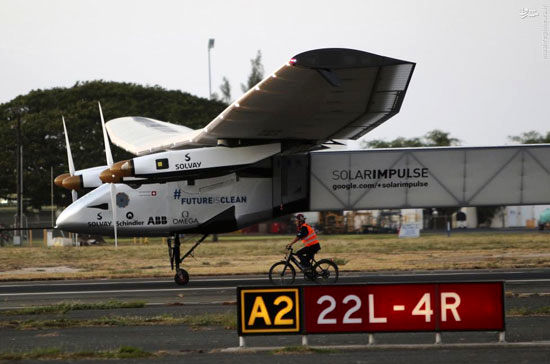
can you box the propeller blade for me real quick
[110,183,118,248]
[98,101,114,167]
[71,190,78,203]
[62,116,78,203]
[61,116,76,175]
[100,102,117,247]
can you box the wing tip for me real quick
[291,48,414,69]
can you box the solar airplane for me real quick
[55,48,416,284]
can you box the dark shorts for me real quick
[296,243,320,267]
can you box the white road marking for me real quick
[0,277,267,288]
[1,272,549,289]
[2,272,549,288]
[0,286,233,297]
[0,301,236,310]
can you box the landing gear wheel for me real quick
[313,259,339,284]
[168,234,208,286]
[174,268,189,286]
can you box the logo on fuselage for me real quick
[147,216,167,225]
[172,210,199,225]
[175,162,202,170]
[116,192,130,208]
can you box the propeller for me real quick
[98,102,118,248]
[61,116,78,203]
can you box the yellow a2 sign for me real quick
[238,287,301,334]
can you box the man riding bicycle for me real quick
[269,214,337,285]
[286,214,320,272]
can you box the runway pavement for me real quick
[2,268,550,307]
[1,269,549,363]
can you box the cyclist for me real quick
[286,213,320,272]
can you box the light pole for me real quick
[6,107,24,245]
[19,144,23,243]
[208,38,215,99]
[15,112,21,245]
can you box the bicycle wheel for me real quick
[269,261,296,285]
[313,259,339,284]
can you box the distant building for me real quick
[490,205,550,228]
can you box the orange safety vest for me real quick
[300,223,319,247]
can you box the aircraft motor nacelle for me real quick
[54,165,107,190]
[100,143,281,183]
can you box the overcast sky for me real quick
[1,0,548,146]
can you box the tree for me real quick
[210,92,220,101]
[0,81,227,210]
[424,129,460,146]
[366,137,424,148]
[241,50,264,93]
[219,77,232,103]
[509,130,550,144]
[363,129,460,149]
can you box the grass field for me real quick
[0,232,549,280]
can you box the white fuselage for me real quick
[56,173,273,236]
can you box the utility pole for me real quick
[10,106,27,245]
[208,38,215,99]
[20,145,24,244]
[51,167,54,227]
[15,112,21,246]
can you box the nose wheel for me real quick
[167,233,208,286]
[175,268,189,285]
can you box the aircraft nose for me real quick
[56,202,82,232]
[56,184,111,234]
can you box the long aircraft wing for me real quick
[106,117,200,156]
[106,48,415,155]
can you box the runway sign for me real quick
[303,282,504,333]
[237,282,504,336]
[237,287,301,335]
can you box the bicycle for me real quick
[268,247,338,285]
